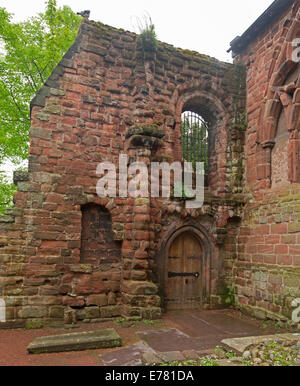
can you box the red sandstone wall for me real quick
[0,19,245,327]
[229,1,300,323]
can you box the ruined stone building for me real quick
[0,0,299,328]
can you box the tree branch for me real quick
[7,87,28,120]
[32,59,45,83]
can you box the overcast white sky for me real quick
[1,0,275,177]
[2,0,275,62]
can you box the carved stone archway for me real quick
[258,17,300,186]
[159,224,215,310]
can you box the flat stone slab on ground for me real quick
[142,352,163,365]
[100,341,156,366]
[215,358,245,366]
[27,328,121,354]
[165,309,269,339]
[157,351,185,362]
[182,349,200,360]
[137,328,206,352]
[221,333,300,355]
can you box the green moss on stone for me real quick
[135,198,150,205]
[25,320,44,330]
[126,124,165,139]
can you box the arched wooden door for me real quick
[165,232,202,310]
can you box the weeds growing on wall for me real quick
[136,14,157,53]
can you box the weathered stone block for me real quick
[44,104,61,114]
[108,292,116,305]
[70,264,92,273]
[0,216,15,223]
[122,294,161,308]
[30,127,51,140]
[126,124,165,139]
[62,296,85,307]
[84,306,100,319]
[18,306,48,319]
[100,305,121,318]
[13,170,29,185]
[123,281,158,296]
[49,306,64,319]
[157,351,185,362]
[27,328,122,353]
[25,319,44,329]
[122,305,141,317]
[131,270,147,281]
[140,307,161,320]
[142,352,163,365]
[86,294,108,307]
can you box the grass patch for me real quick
[158,359,219,367]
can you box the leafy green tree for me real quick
[0,172,17,213]
[0,1,81,212]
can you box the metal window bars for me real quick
[180,111,208,172]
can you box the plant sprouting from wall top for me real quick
[135,14,157,53]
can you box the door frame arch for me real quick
[161,224,213,309]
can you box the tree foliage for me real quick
[0,1,81,165]
[181,117,208,171]
[0,172,17,213]
[0,1,81,211]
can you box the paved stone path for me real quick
[100,341,156,366]
[99,309,283,366]
[137,328,206,352]
[164,309,267,340]
[0,308,294,366]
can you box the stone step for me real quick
[221,333,300,355]
[27,328,122,354]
